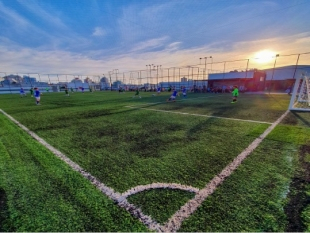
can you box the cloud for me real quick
[130,37,169,52]
[92,27,106,37]
[0,1,30,27]
[16,0,68,30]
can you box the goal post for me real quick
[289,73,310,111]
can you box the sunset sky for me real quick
[0,0,310,78]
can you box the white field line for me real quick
[122,183,199,198]
[160,110,290,232]
[125,106,273,125]
[0,109,162,231]
[131,95,221,107]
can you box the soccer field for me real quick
[1,91,310,231]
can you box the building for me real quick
[207,65,310,91]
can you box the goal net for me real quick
[289,73,310,111]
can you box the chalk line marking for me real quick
[125,106,273,125]
[160,110,289,232]
[122,183,199,198]
[130,95,221,107]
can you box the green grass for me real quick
[0,114,147,232]
[0,91,309,231]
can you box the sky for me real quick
[0,0,310,79]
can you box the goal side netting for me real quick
[289,74,310,111]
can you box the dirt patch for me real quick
[285,144,310,232]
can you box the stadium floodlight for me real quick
[289,73,310,111]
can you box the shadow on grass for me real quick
[285,143,310,232]
[0,188,11,231]
[291,112,310,127]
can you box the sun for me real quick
[254,50,277,63]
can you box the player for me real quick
[20,88,26,97]
[231,85,239,103]
[133,88,141,98]
[157,86,161,95]
[70,87,74,93]
[182,87,187,98]
[167,89,178,102]
[34,87,41,105]
[81,87,85,93]
[29,87,34,97]
[65,87,70,96]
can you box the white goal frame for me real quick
[289,73,310,111]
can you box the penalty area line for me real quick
[125,106,273,125]
[128,95,222,108]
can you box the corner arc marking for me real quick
[121,183,200,198]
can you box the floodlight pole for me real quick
[109,71,113,91]
[292,54,300,80]
[269,54,279,94]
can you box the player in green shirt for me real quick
[29,88,34,97]
[133,89,141,98]
[231,85,239,103]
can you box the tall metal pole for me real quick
[242,59,249,89]
[156,65,159,86]
[269,54,279,94]
[109,71,112,91]
[292,54,300,80]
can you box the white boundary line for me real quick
[125,106,273,125]
[0,108,289,232]
[131,95,221,107]
[160,110,289,232]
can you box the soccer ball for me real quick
[152,94,155,96]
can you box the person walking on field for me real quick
[34,87,41,105]
[29,87,34,97]
[133,88,141,98]
[231,85,239,103]
[65,87,70,96]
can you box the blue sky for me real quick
[0,0,310,76]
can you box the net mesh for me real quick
[289,74,310,111]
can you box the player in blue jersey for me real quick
[20,88,26,97]
[167,89,178,102]
[157,86,161,95]
[34,87,41,105]
[81,87,85,93]
[182,87,187,98]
